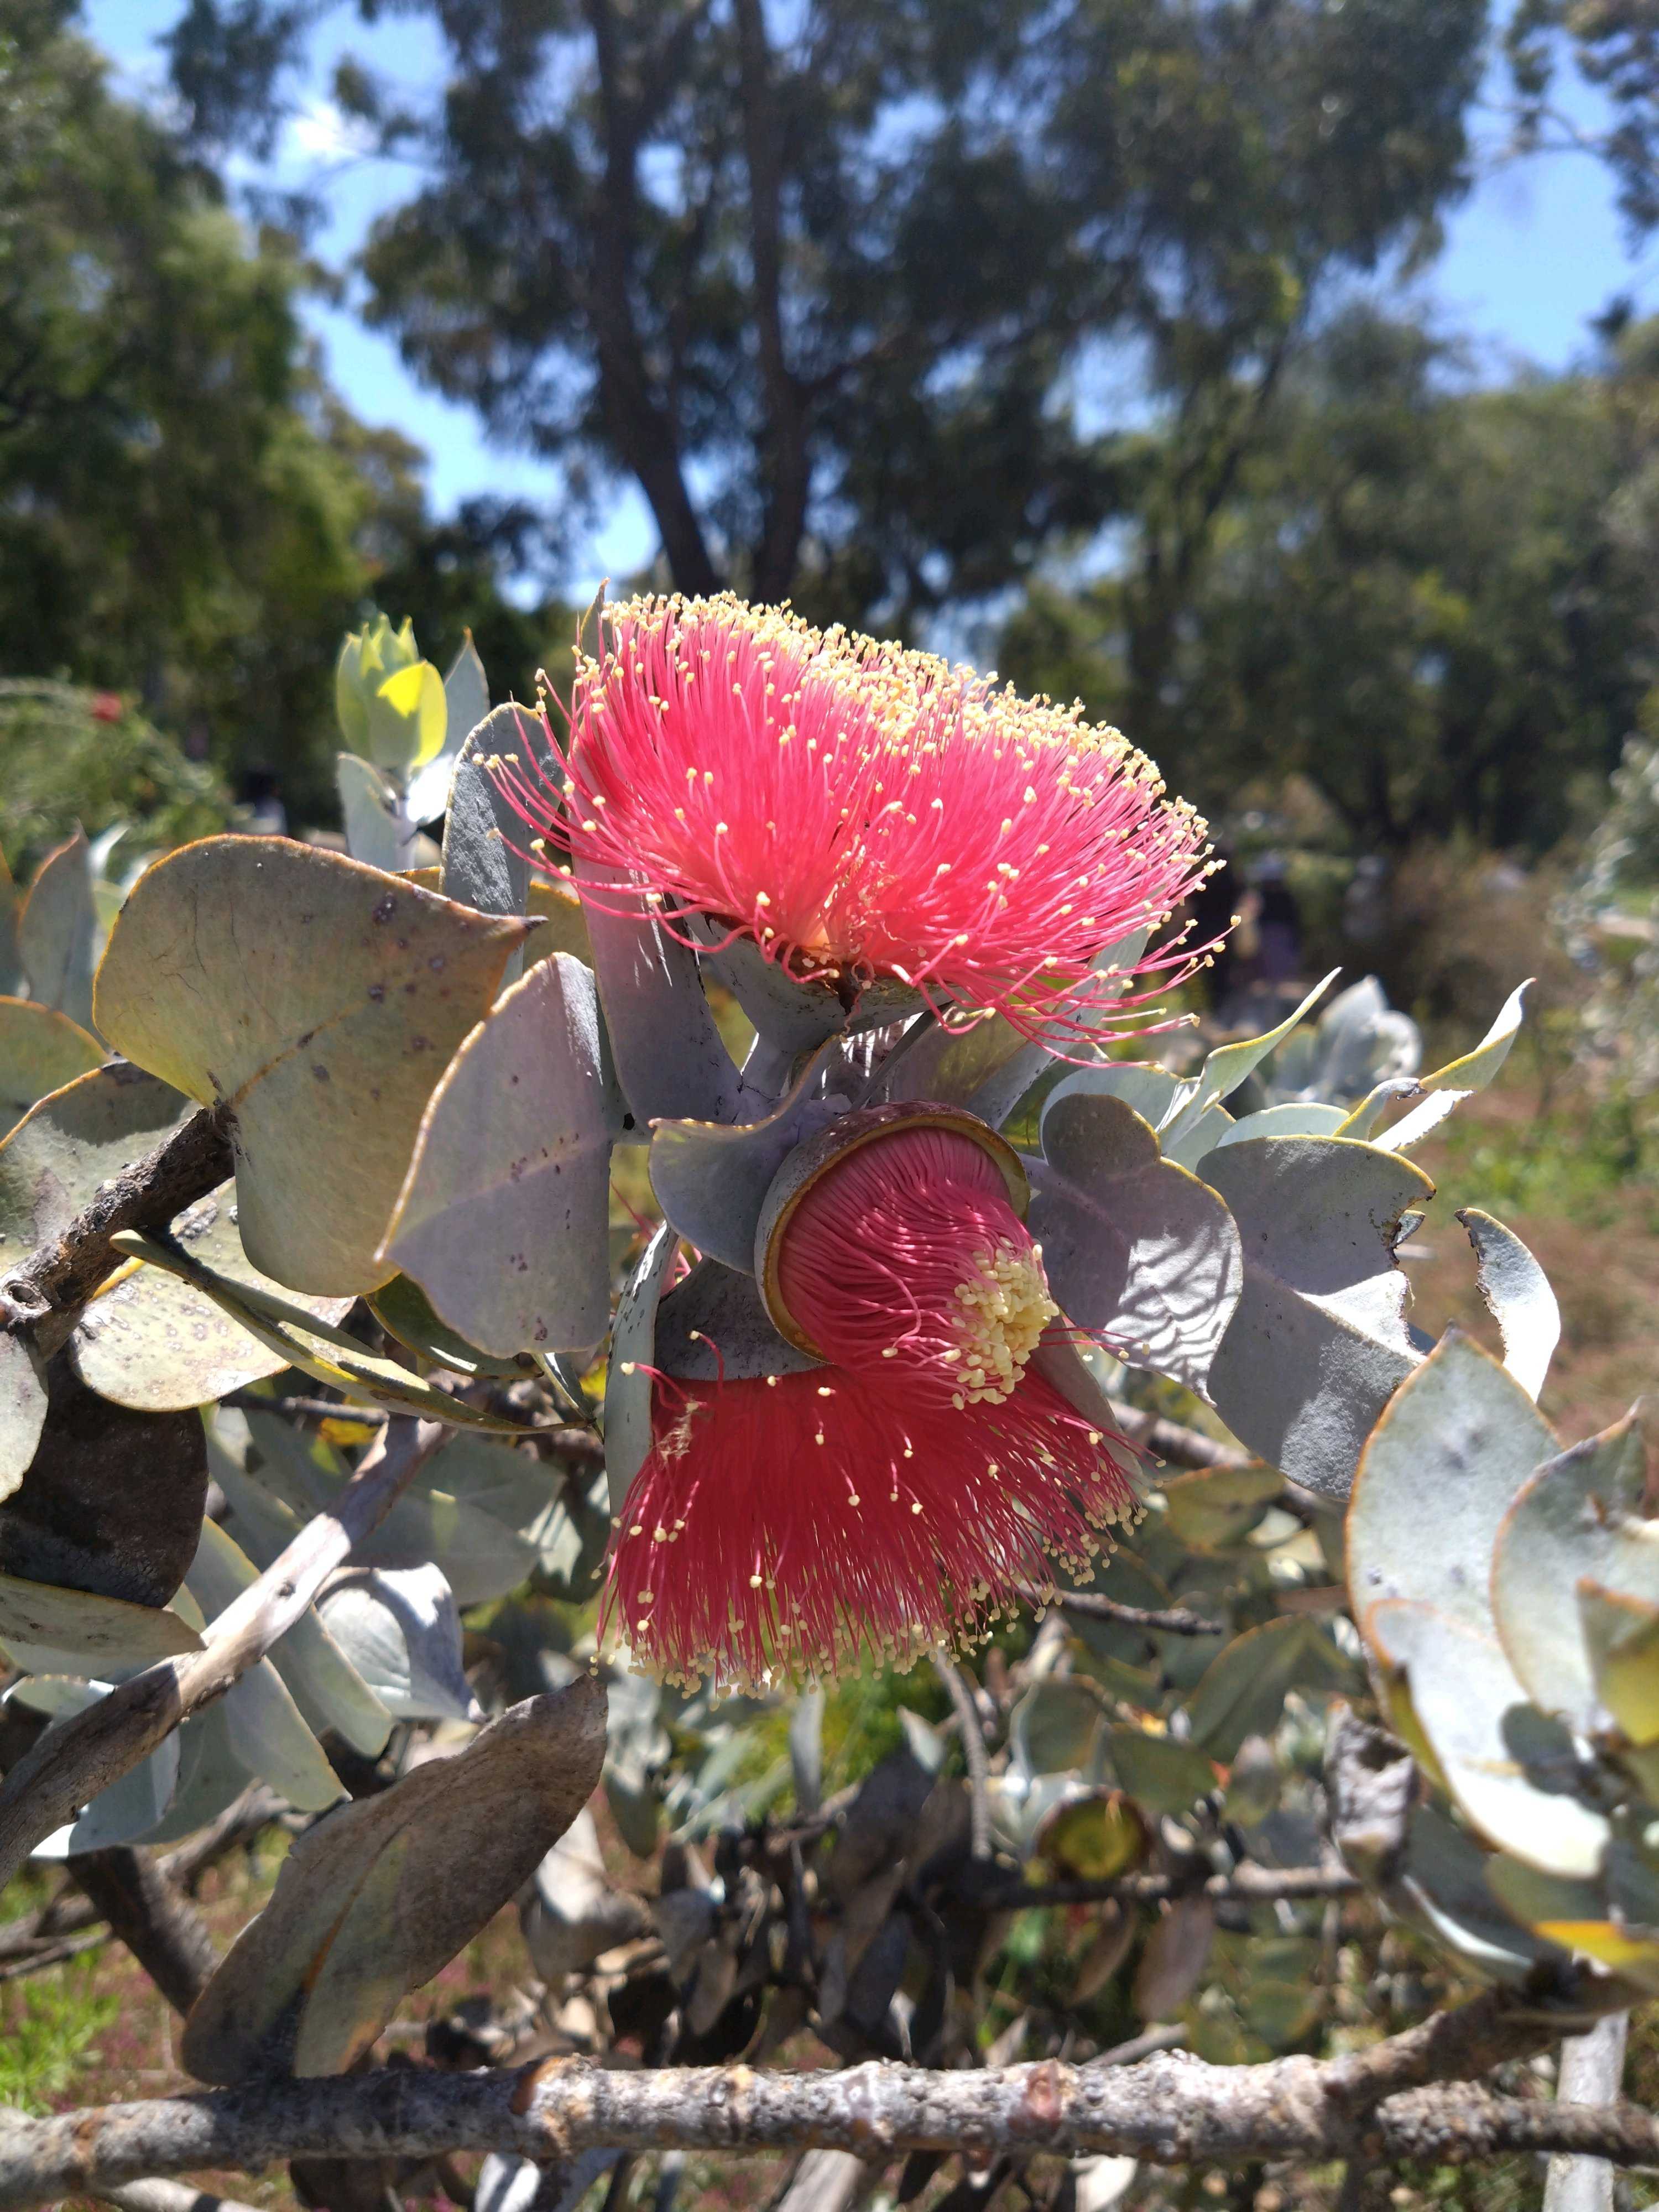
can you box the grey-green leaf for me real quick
[1158,971,1338,1149]
[649,1043,843,1272]
[438,702,539,926]
[0,1063,190,1269]
[1371,982,1530,1152]
[336,754,414,873]
[1203,1135,1436,1498]
[1491,1406,1658,1736]
[0,1567,200,1673]
[316,1564,481,1723]
[0,1337,47,1504]
[381,954,611,1357]
[0,999,104,1138]
[73,1180,356,1412]
[186,1520,347,1809]
[1366,1599,1609,1879]
[1185,1615,1356,1761]
[1347,1330,1556,1636]
[18,828,100,1031]
[187,1514,390,1759]
[685,913,847,1055]
[1396,1806,1564,1980]
[578,860,748,1127]
[1032,1089,1242,1394]
[1459,1208,1559,1401]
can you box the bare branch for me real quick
[0,1786,280,1966]
[0,1104,232,1345]
[1018,1585,1223,1638]
[0,1418,446,1891]
[930,1650,992,1860]
[1003,1865,1359,1911]
[1104,1401,1253,1475]
[1546,2012,1630,2212]
[0,1928,107,1982]
[0,1991,1635,2210]
[67,1846,217,2017]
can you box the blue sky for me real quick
[88,0,1659,599]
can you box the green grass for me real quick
[1421,1091,1659,1232]
[0,1957,120,2114]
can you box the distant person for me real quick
[1253,852,1303,983]
[238,766,288,838]
[1344,853,1388,945]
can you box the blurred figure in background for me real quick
[1252,852,1303,984]
[237,765,287,838]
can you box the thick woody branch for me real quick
[0,1417,445,1891]
[67,1847,218,2017]
[0,1104,232,1342]
[0,1995,1634,2210]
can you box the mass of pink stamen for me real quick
[777,1127,1052,1408]
[602,1365,1139,1691]
[489,593,1213,1042]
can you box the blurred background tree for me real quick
[0,0,561,826]
[13,0,1659,879]
[162,0,1484,629]
[1000,305,1659,857]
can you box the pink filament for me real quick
[602,1364,1139,1689]
[776,1127,1035,1401]
[491,594,1213,1041]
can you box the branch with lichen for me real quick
[0,1991,1643,2211]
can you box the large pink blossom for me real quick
[604,1123,1139,1690]
[494,593,1211,1039]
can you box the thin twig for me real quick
[0,1929,107,1981]
[226,1395,604,1463]
[1104,1402,1251,1475]
[1018,1585,1223,1637]
[0,1990,1629,2209]
[1003,1866,1360,1910]
[931,1650,992,1861]
[1085,2025,1188,2069]
[0,1786,280,1966]
[0,1418,446,1892]
[220,1393,386,1424]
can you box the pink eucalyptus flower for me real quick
[494,593,1211,1041]
[604,1123,1138,1690]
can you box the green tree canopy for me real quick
[1001,309,1659,855]
[0,0,560,820]
[164,0,1485,623]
